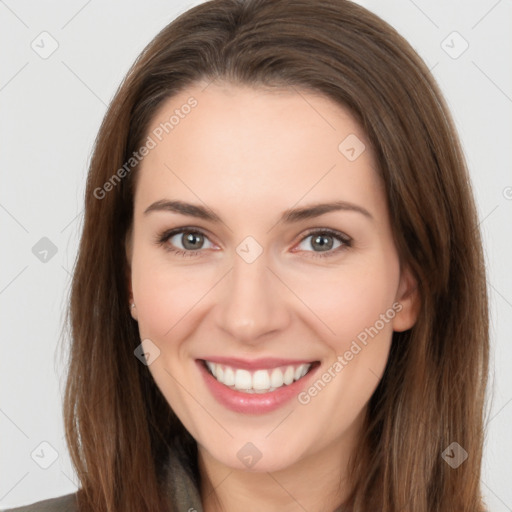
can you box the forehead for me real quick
[134,82,384,220]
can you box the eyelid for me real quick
[298,227,351,244]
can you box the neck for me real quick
[198,433,357,512]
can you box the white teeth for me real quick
[283,366,295,385]
[253,370,270,391]
[270,368,284,388]
[235,369,252,390]
[224,366,235,386]
[216,365,224,382]
[205,361,312,393]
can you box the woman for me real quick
[5,0,489,510]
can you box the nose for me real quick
[214,248,291,345]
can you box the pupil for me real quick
[183,232,203,250]
[313,234,332,251]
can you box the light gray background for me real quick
[1,0,511,509]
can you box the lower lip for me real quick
[197,360,319,414]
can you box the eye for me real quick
[294,229,352,258]
[156,227,352,259]
[156,228,215,257]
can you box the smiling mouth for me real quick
[201,360,319,394]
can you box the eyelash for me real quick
[155,227,352,259]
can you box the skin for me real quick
[125,82,419,512]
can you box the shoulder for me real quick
[1,492,78,512]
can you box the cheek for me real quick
[292,265,398,436]
[288,256,400,350]
[134,267,212,340]
[312,257,400,409]
[130,241,212,338]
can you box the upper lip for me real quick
[198,357,318,370]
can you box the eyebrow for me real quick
[143,199,373,223]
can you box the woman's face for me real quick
[126,82,418,473]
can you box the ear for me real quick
[392,265,420,332]
[125,226,138,321]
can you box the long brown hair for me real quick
[63,0,489,510]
